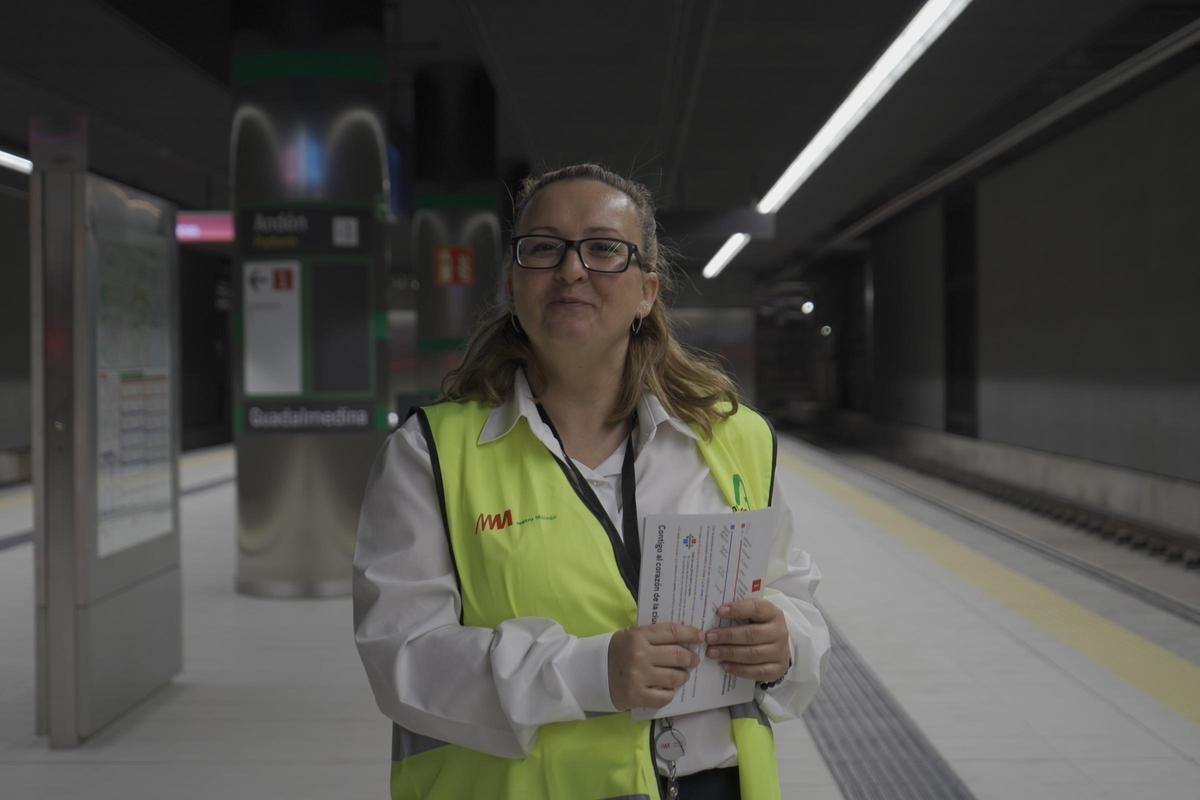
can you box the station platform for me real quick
[1,435,1197,799]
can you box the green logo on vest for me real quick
[732,473,750,511]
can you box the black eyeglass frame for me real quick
[511,235,641,273]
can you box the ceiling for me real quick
[2,0,1197,285]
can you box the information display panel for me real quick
[312,259,371,393]
[243,259,303,396]
[86,177,176,559]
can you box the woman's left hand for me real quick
[705,598,790,683]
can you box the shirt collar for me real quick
[635,390,700,450]
[477,369,540,445]
[477,369,700,446]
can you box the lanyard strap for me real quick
[618,419,641,569]
[536,404,642,595]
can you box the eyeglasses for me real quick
[512,235,640,273]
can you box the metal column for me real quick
[230,25,389,597]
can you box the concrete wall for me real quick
[977,64,1200,484]
[0,188,29,452]
[870,201,945,430]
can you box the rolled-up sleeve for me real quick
[758,484,830,720]
[353,417,616,759]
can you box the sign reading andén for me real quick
[238,209,371,254]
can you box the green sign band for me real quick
[233,52,385,83]
[417,337,467,353]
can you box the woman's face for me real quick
[510,179,659,361]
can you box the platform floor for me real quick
[1,437,1198,799]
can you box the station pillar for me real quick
[230,6,389,596]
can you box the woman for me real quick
[354,164,828,799]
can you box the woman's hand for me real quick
[608,622,703,710]
[705,598,790,684]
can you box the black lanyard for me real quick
[536,404,642,599]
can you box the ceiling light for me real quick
[0,148,33,175]
[802,301,814,314]
[756,0,974,215]
[702,233,751,279]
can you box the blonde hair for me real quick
[441,163,739,439]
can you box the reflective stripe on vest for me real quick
[392,400,781,800]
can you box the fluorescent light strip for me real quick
[702,233,751,279]
[0,148,33,175]
[756,0,973,215]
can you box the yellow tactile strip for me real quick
[780,451,1200,726]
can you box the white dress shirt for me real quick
[354,371,829,776]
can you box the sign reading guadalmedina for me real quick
[245,403,374,431]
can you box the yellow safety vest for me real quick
[391,399,781,800]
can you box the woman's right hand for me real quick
[607,623,703,710]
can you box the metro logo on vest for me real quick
[475,509,513,534]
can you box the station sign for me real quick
[243,260,302,396]
[243,401,377,433]
[237,208,372,255]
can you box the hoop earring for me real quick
[630,315,644,335]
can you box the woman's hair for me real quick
[440,163,739,439]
